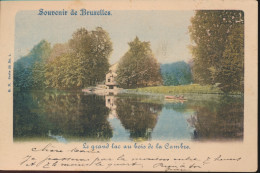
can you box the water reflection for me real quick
[187,97,244,140]
[115,96,162,141]
[105,95,118,119]
[13,91,244,142]
[14,91,112,141]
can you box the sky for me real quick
[15,10,194,64]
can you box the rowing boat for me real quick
[164,95,187,101]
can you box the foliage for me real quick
[45,27,112,89]
[189,10,244,93]
[14,27,112,90]
[69,27,112,86]
[216,25,244,93]
[14,40,51,90]
[160,61,193,86]
[116,37,162,89]
[48,43,71,62]
[132,84,223,95]
[45,53,81,89]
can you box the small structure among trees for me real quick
[105,63,119,90]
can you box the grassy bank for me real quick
[129,84,224,95]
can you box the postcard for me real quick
[0,0,258,172]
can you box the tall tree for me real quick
[45,43,71,89]
[44,27,113,90]
[68,27,112,87]
[189,10,244,93]
[14,40,51,90]
[216,24,244,93]
[116,37,162,88]
[31,40,52,89]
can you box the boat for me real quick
[165,95,176,99]
[164,95,187,102]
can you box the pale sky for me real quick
[15,10,194,64]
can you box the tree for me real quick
[48,43,71,62]
[14,59,33,89]
[116,37,162,88]
[162,73,179,86]
[15,27,113,91]
[14,40,51,90]
[31,40,52,89]
[160,61,193,86]
[44,27,113,90]
[189,10,244,93]
[216,24,244,93]
[32,62,46,89]
[68,27,112,86]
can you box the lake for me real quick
[13,91,244,142]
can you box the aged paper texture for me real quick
[0,0,258,172]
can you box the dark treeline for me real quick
[160,61,193,86]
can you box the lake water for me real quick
[13,91,244,142]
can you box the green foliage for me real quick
[14,40,51,90]
[32,62,46,89]
[48,43,70,62]
[189,10,244,93]
[216,25,244,93]
[14,27,112,90]
[160,61,193,86]
[132,84,223,95]
[45,27,112,89]
[116,37,162,89]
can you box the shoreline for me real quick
[14,84,243,98]
[127,84,243,96]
